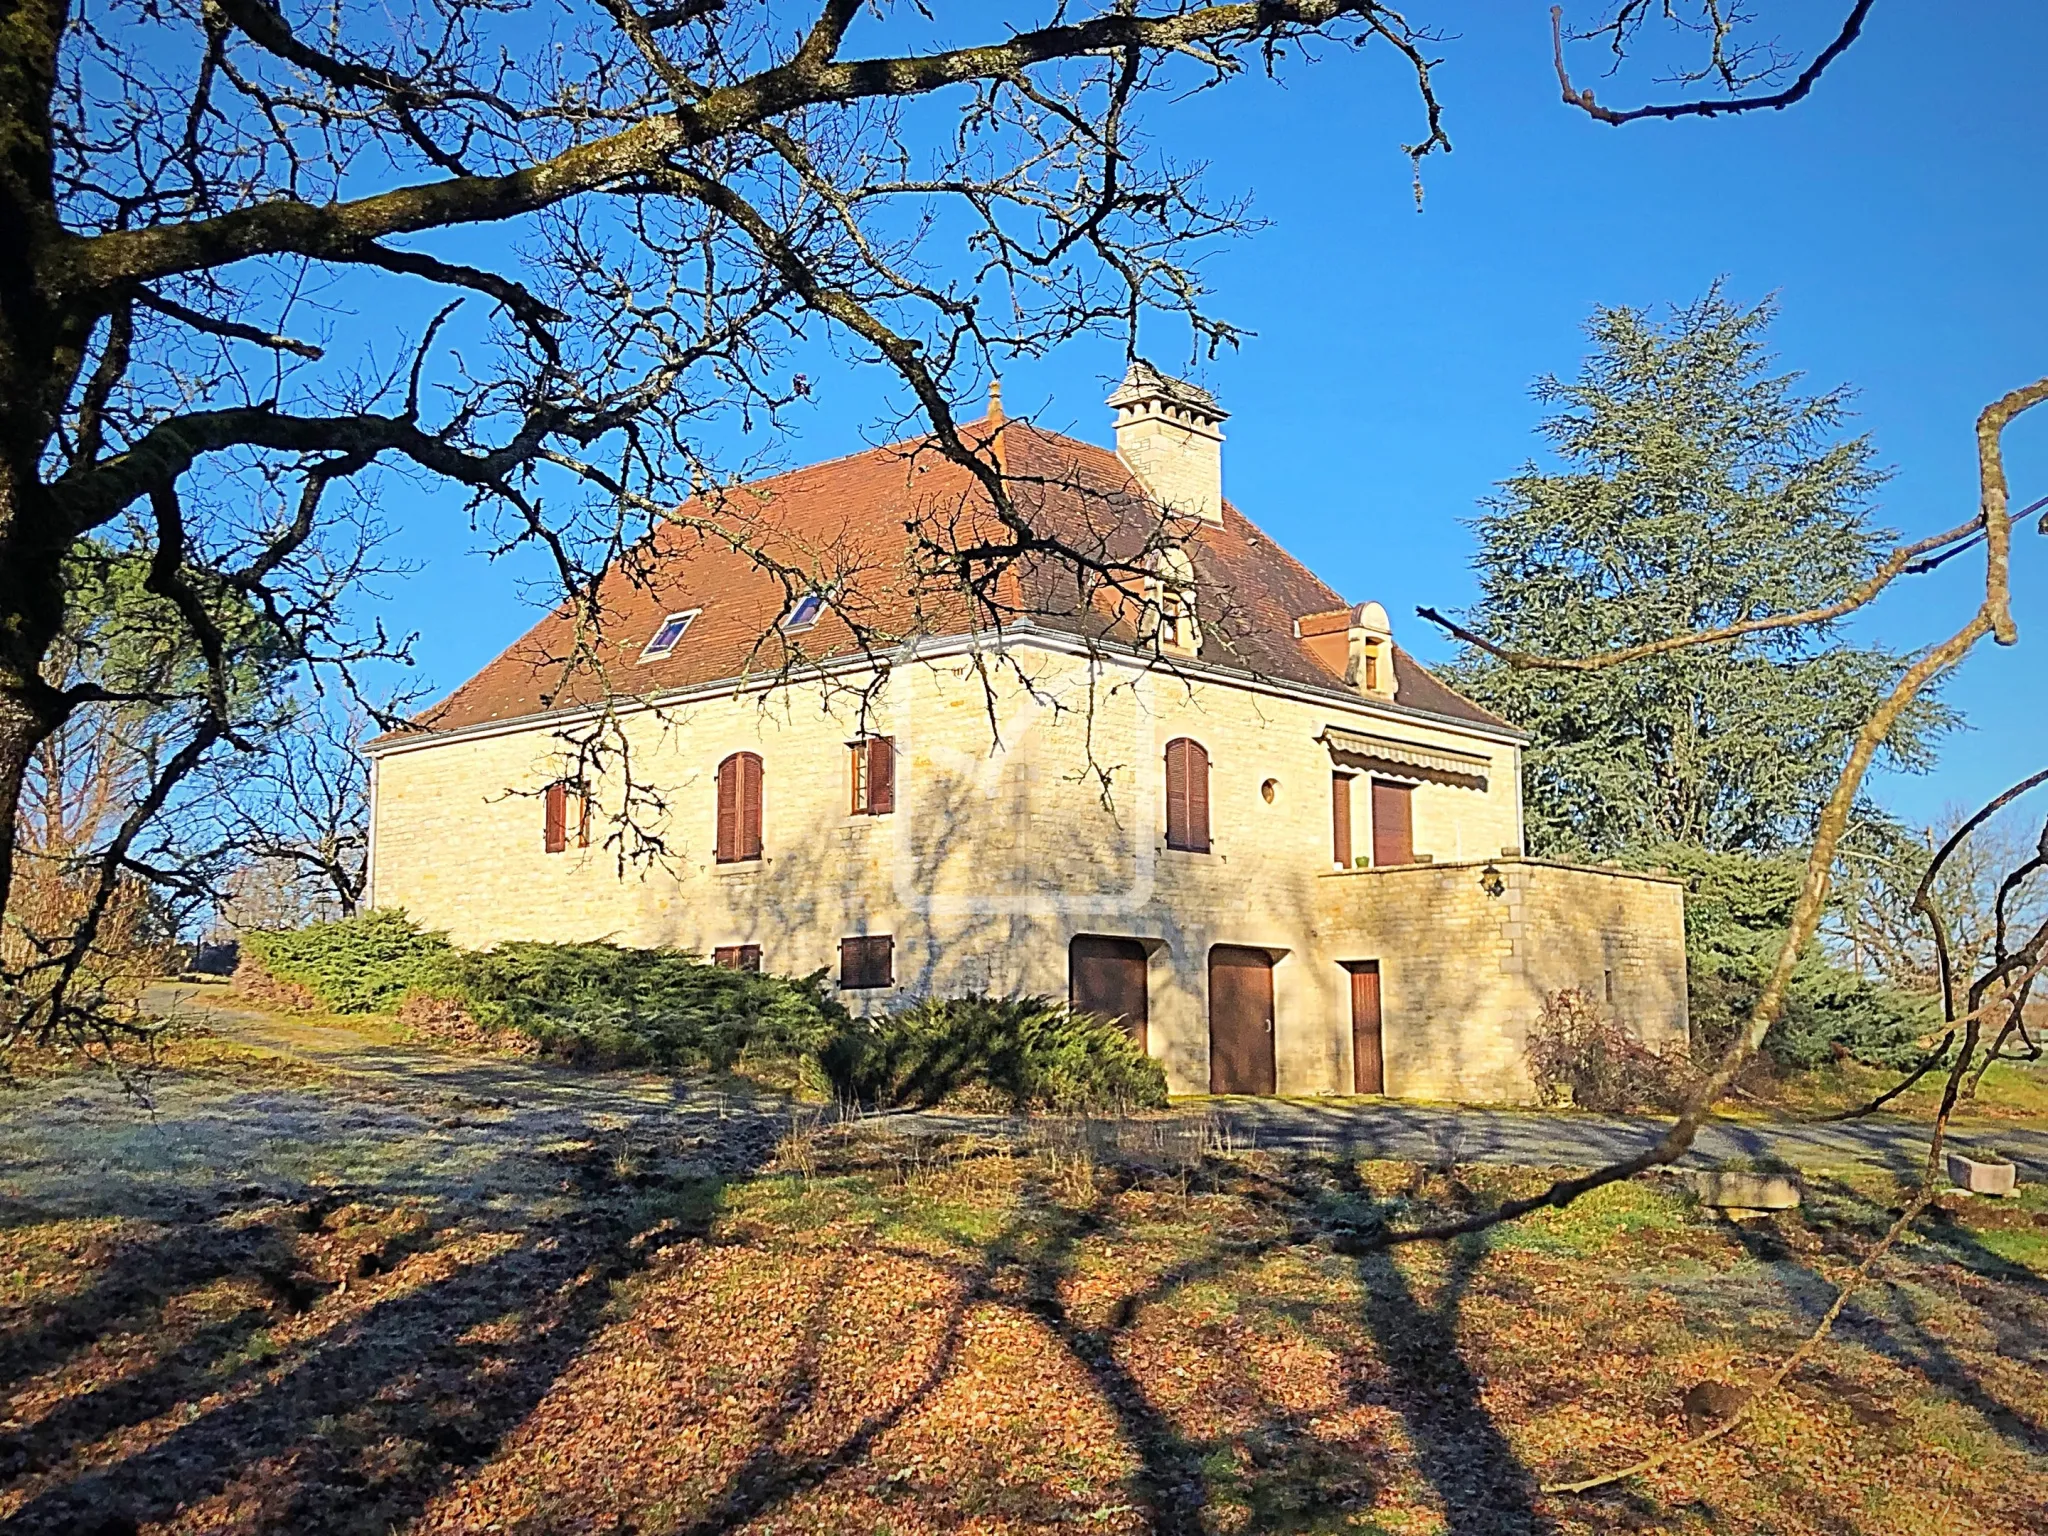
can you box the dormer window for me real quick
[1158,588,1193,650]
[639,609,700,662]
[780,590,828,633]
[1143,547,1200,656]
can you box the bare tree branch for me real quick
[1552,0,1876,126]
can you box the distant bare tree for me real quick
[1835,804,2048,996]
[209,699,375,926]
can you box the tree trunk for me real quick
[0,469,74,937]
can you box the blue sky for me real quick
[366,5,2048,831]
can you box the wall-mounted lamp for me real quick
[1478,862,1505,899]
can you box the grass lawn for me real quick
[2,1047,2046,1535]
[1728,1053,2048,1124]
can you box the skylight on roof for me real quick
[639,609,700,661]
[780,591,828,634]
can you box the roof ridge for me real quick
[403,408,1518,739]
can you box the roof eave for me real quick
[367,623,1528,758]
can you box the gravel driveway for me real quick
[3,984,2036,1222]
[0,985,792,1222]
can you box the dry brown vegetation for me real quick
[2,1075,2045,1535]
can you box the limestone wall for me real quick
[370,640,1541,1095]
[1315,859,1690,1102]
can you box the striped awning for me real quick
[1318,727,1491,786]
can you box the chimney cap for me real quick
[1106,359,1228,422]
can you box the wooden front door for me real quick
[1070,936,1149,1051]
[1371,779,1414,867]
[1208,946,1276,1095]
[1347,962,1384,1095]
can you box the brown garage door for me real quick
[1347,961,1384,1095]
[1208,946,1276,1095]
[1069,936,1149,1051]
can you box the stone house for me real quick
[366,366,1687,1101]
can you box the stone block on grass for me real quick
[1685,1169,1803,1214]
[1946,1152,2018,1197]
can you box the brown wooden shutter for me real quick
[715,755,739,862]
[739,751,763,859]
[1331,773,1353,867]
[1370,779,1414,867]
[840,935,893,989]
[1164,739,1187,847]
[1186,741,1210,852]
[576,786,592,848]
[543,782,567,854]
[867,736,895,815]
[1171,741,1187,847]
[1165,738,1211,852]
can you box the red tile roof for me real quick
[399,415,1513,738]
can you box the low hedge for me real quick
[240,913,1166,1111]
[242,908,456,1013]
[240,911,844,1085]
[828,994,1169,1114]
[447,941,846,1084]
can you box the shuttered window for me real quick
[1331,773,1354,867]
[1370,778,1415,867]
[543,782,591,854]
[715,752,764,862]
[1164,737,1211,852]
[713,944,762,972]
[849,736,895,816]
[839,935,894,990]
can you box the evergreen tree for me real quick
[1450,287,1955,858]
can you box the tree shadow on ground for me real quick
[1729,1175,2048,1460]
[0,1120,783,1534]
[1324,1163,1555,1536]
[24,1129,2041,1534]
[639,1146,1397,1535]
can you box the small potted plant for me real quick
[1946,1146,2019,1197]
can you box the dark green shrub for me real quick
[1631,844,1937,1070]
[243,917,1170,1110]
[242,909,457,1013]
[452,942,847,1079]
[241,912,847,1087]
[830,994,1170,1114]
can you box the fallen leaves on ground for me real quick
[2,1125,2046,1534]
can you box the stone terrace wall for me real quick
[1316,859,1688,1103]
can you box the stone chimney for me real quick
[1295,601,1398,701]
[1107,361,1227,524]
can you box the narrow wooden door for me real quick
[1208,946,1276,1095]
[1348,962,1384,1095]
[1370,779,1414,867]
[1069,936,1149,1051]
